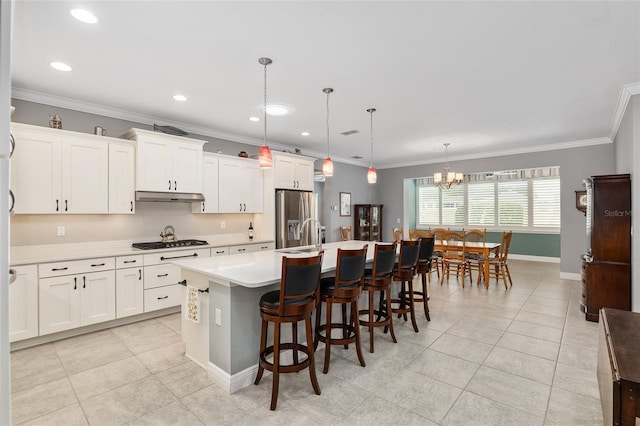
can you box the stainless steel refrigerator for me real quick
[276,190,321,249]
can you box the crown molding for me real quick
[609,82,640,142]
[376,137,612,170]
[11,87,370,168]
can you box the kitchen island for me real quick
[173,240,376,394]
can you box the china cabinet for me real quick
[354,204,383,241]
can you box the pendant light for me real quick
[322,88,334,177]
[257,57,273,169]
[366,108,377,184]
[434,143,463,189]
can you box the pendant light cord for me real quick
[263,62,267,147]
[326,90,330,158]
[369,109,374,167]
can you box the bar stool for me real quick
[358,242,397,353]
[413,236,434,321]
[314,246,368,374]
[388,239,421,332]
[254,252,324,411]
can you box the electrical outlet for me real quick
[220,221,226,230]
[57,225,65,236]
[397,218,400,224]
[215,308,222,326]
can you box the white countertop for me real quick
[10,234,273,265]
[174,240,379,288]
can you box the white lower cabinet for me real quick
[9,265,39,342]
[39,270,115,335]
[230,242,275,254]
[115,267,144,318]
[144,285,182,312]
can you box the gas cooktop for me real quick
[132,239,209,250]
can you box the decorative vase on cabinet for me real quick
[354,204,383,241]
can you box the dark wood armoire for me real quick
[580,174,631,322]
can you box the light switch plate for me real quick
[220,221,226,230]
[215,308,222,326]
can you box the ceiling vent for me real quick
[351,155,363,159]
[341,129,359,136]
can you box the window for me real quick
[415,167,560,231]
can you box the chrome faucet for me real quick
[300,218,323,251]
[160,225,176,243]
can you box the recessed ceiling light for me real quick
[265,104,292,116]
[50,62,72,72]
[249,117,260,122]
[301,132,310,136]
[173,94,187,101]
[70,9,98,24]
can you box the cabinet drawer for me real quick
[116,255,144,269]
[144,264,182,289]
[143,248,209,266]
[230,244,254,254]
[144,285,182,312]
[210,247,229,257]
[255,242,275,251]
[39,257,115,278]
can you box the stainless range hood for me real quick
[135,191,205,203]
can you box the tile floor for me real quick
[10,260,603,425]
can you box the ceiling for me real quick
[10,1,640,169]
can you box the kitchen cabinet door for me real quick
[274,155,314,191]
[62,133,109,213]
[135,137,173,192]
[10,125,62,214]
[109,142,135,214]
[39,275,80,335]
[79,271,116,326]
[116,268,143,318]
[172,140,203,193]
[9,265,38,342]
[219,157,263,213]
[192,153,219,213]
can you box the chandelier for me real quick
[257,57,273,169]
[434,143,463,189]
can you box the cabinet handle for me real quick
[130,201,133,212]
[243,203,247,212]
[157,296,169,300]
[157,273,169,277]
[202,203,205,212]
[237,248,246,252]
[174,181,177,191]
[215,250,225,254]
[9,190,15,214]
[74,277,77,290]
[9,133,15,158]
[239,203,242,212]
[261,246,268,249]
[65,200,68,212]
[123,260,137,264]
[56,199,59,212]
[83,276,86,289]
[139,269,142,280]
[91,263,105,267]
[160,253,199,261]
[52,267,68,271]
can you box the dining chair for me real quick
[484,231,513,289]
[440,230,472,288]
[409,229,430,241]
[254,252,324,410]
[392,227,404,242]
[315,246,368,374]
[339,226,352,241]
[358,242,398,353]
[464,228,486,284]
[429,227,448,279]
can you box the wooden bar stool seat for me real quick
[388,239,421,332]
[358,242,398,353]
[254,252,324,410]
[314,246,368,374]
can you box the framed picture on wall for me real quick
[340,192,351,216]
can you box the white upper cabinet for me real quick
[273,153,314,191]
[192,153,219,213]
[11,123,108,214]
[124,128,205,193]
[218,156,263,213]
[109,142,136,214]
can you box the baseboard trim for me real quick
[207,361,258,394]
[559,272,581,281]
[509,254,560,263]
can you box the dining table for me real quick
[434,240,501,288]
